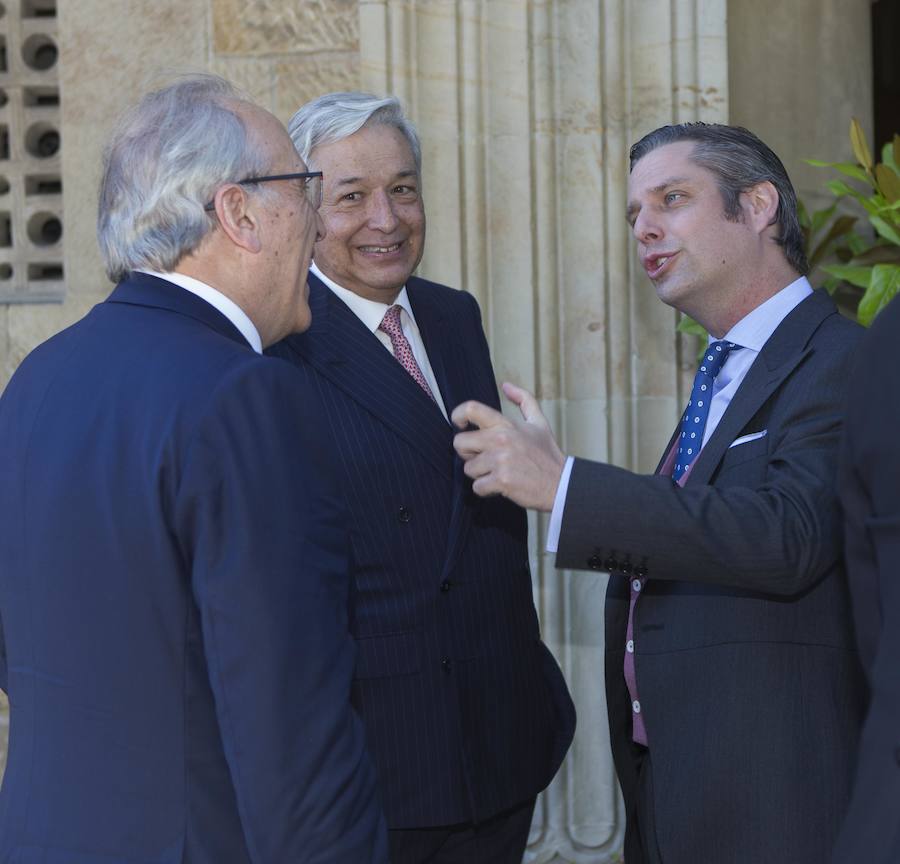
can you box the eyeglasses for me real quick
[204,171,324,212]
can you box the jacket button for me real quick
[397,506,411,523]
[441,657,452,674]
[588,554,603,570]
[634,565,648,578]
[440,579,451,593]
[620,559,633,575]
[604,557,619,572]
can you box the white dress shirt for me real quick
[136,269,262,354]
[545,276,814,553]
[311,261,449,421]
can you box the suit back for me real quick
[268,274,575,828]
[0,274,384,863]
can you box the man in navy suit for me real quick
[832,292,900,864]
[269,92,575,864]
[0,75,386,863]
[453,123,865,864]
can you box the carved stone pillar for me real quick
[359,2,728,860]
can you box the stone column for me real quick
[359,2,728,860]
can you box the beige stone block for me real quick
[59,0,210,296]
[273,52,361,124]
[2,292,107,390]
[211,56,278,113]
[213,0,358,56]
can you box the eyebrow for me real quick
[625,176,693,222]
[331,169,419,188]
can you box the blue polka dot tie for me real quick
[672,340,739,482]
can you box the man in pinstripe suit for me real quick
[268,92,575,864]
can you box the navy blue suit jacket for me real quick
[0,273,386,863]
[268,274,575,828]
[833,293,900,864]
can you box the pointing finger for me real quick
[501,382,549,429]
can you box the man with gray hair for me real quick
[0,75,386,862]
[269,92,575,864]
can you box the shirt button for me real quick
[632,579,642,592]
[632,700,641,714]
[626,639,634,653]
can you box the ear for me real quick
[211,184,262,254]
[743,180,779,235]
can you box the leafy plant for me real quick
[805,119,900,325]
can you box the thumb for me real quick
[501,382,549,428]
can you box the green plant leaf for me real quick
[882,139,899,173]
[851,243,900,266]
[806,158,871,182]
[821,264,873,289]
[850,118,874,172]
[808,214,858,270]
[893,135,900,171]
[870,215,900,246]
[847,233,869,256]
[797,198,811,231]
[875,164,900,203]
[809,202,837,237]
[857,263,900,326]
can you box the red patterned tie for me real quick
[378,305,436,402]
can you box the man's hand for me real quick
[451,382,565,512]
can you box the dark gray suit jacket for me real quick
[832,292,900,864]
[557,290,866,864]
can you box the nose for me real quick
[632,208,662,244]
[366,189,400,232]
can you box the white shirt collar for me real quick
[718,276,814,352]
[310,261,415,331]
[136,269,262,353]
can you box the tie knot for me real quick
[379,304,403,338]
[697,340,737,380]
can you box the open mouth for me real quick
[644,251,677,279]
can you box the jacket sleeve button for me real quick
[397,506,411,523]
[440,579,451,593]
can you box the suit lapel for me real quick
[407,279,480,576]
[686,290,834,486]
[283,275,454,479]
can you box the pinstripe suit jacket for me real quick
[269,274,575,829]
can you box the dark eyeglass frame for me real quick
[203,171,324,212]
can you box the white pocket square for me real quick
[729,430,767,448]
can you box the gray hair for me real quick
[288,91,421,174]
[629,123,808,275]
[97,74,274,283]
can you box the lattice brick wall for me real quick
[0,0,63,303]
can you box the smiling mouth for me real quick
[359,243,402,254]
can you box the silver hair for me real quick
[97,74,275,283]
[287,91,421,174]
